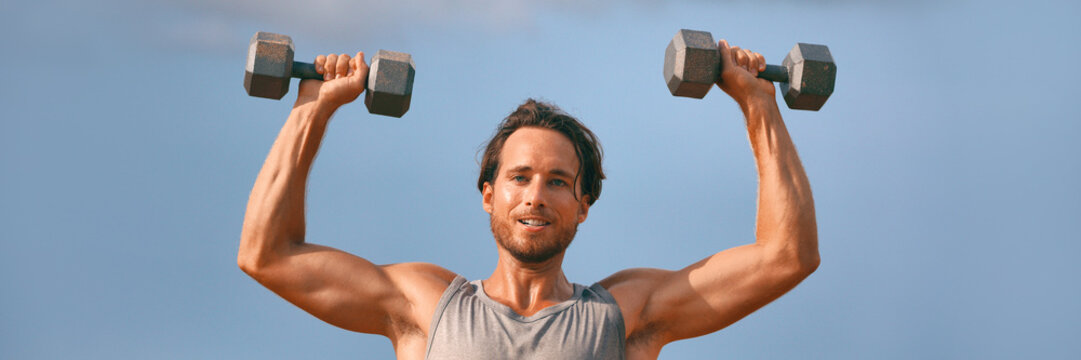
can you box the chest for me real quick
[425,298,625,359]
[426,314,623,359]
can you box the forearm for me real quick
[239,101,337,271]
[742,98,819,271]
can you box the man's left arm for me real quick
[602,40,819,350]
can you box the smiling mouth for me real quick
[518,219,551,226]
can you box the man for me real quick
[239,39,819,359]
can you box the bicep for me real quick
[247,243,452,335]
[640,243,810,343]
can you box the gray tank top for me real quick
[424,276,626,360]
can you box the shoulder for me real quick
[597,267,672,304]
[383,262,458,282]
[598,267,673,307]
[381,262,458,300]
[379,263,459,334]
[595,268,675,345]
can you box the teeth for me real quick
[520,219,548,226]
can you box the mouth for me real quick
[517,218,551,228]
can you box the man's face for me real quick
[483,127,591,264]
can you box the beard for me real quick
[490,211,578,264]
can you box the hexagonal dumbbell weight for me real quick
[244,31,416,118]
[663,29,836,111]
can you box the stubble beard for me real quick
[490,211,578,264]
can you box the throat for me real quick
[483,267,574,317]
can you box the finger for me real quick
[336,53,351,79]
[743,49,756,75]
[356,51,366,65]
[315,55,327,74]
[755,52,766,73]
[733,47,749,70]
[325,54,338,80]
[347,53,355,76]
[353,51,367,75]
[743,49,758,76]
[745,49,758,73]
[718,39,735,73]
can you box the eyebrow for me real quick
[506,165,575,178]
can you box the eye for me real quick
[550,179,567,187]
[512,175,527,183]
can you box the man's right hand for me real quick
[295,52,369,109]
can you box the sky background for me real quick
[2,0,1079,358]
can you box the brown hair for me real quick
[478,99,605,205]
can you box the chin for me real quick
[508,238,567,263]
[491,216,578,264]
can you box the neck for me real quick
[483,249,573,317]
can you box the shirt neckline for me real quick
[471,279,586,323]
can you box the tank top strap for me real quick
[424,275,468,358]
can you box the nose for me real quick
[522,178,547,208]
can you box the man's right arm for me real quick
[237,52,454,338]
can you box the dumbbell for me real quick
[244,31,416,118]
[663,29,836,111]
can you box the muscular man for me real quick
[239,40,819,359]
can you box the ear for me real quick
[482,181,494,214]
[577,195,591,223]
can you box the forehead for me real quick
[498,127,579,174]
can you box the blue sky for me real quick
[2,0,1079,358]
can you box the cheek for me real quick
[554,194,583,214]
[497,185,518,205]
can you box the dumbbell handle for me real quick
[720,62,789,83]
[291,61,323,80]
[759,64,789,83]
[291,61,376,84]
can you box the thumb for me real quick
[717,39,734,76]
[353,51,367,72]
[351,51,368,88]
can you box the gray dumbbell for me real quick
[663,29,836,111]
[244,31,416,118]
